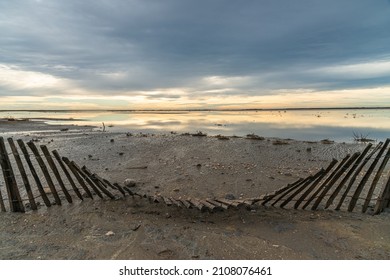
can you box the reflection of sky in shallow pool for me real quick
[1,109,389,143]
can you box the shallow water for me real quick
[1,109,389,142]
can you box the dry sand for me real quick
[0,120,389,259]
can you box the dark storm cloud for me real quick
[1,0,390,97]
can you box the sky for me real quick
[1,0,390,110]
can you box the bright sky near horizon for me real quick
[1,0,390,110]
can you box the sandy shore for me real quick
[0,120,389,259]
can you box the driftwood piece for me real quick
[27,141,62,206]
[52,150,83,201]
[17,139,51,207]
[0,137,25,212]
[62,157,93,199]
[200,200,216,211]
[40,145,72,204]
[188,198,204,210]
[163,197,173,206]
[169,197,184,208]
[8,138,37,210]
[336,143,379,210]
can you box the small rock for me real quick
[110,139,114,142]
[105,231,115,236]
[88,155,93,158]
[119,152,124,156]
[173,188,180,192]
[306,147,312,152]
[124,178,137,187]
[165,213,171,219]
[225,193,236,200]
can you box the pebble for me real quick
[124,178,137,187]
[105,231,115,236]
[225,193,236,200]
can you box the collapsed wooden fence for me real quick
[0,136,390,215]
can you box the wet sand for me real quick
[0,120,389,259]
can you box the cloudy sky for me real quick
[1,0,390,110]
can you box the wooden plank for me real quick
[199,200,216,211]
[0,137,25,212]
[302,156,350,210]
[362,144,390,213]
[188,198,204,210]
[163,197,173,206]
[373,171,390,214]
[82,166,126,197]
[312,153,358,210]
[17,139,51,207]
[272,175,314,207]
[40,145,72,204]
[27,141,62,206]
[52,150,83,201]
[169,197,184,208]
[215,198,241,208]
[8,138,38,210]
[261,177,304,206]
[61,157,93,199]
[0,184,6,212]
[79,166,116,199]
[349,140,390,212]
[179,199,192,209]
[325,152,361,209]
[280,168,325,208]
[206,199,227,210]
[336,143,379,211]
[70,161,103,199]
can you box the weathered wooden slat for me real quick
[71,161,103,198]
[302,156,351,210]
[312,153,359,210]
[17,139,51,207]
[62,157,93,199]
[40,145,72,204]
[349,140,390,212]
[280,168,325,208]
[27,141,62,206]
[0,137,25,212]
[295,159,338,209]
[336,143,380,211]
[0,186,6,212]
[362,143,390,213]
[272,176,314,207]
[325,152,361,209]
[199,199,216,211]
[163,197,173,206]
[206,199,227,210]
[169,197,184,208]
[373,171,390,214]
[52,150,83,201]
[7,138,37,210]
[262,177,304,206]
[80,166,116,199]
[179,199,192,209]
[215,198,240,208]
[188,198,204,210]
[82,166,126,197]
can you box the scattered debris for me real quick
[246,133,265,140]
[105,231,115,236]
[124,178,137,188]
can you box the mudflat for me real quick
[0,120,389,259]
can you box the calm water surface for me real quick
[1,109,389,143]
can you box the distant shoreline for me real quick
[1,106,390,113]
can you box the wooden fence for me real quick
[0,136,389,214]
